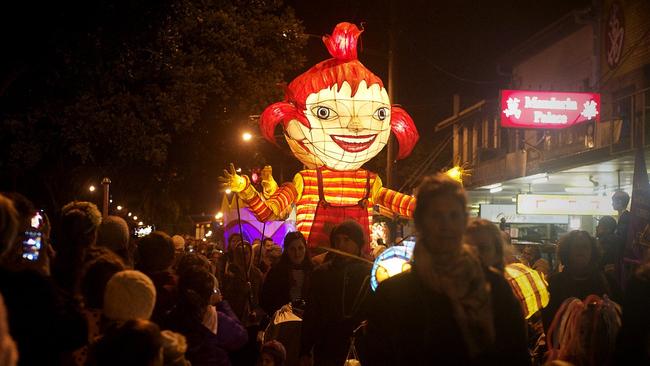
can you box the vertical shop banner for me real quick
[500,90,600,129]
[627,149,650,261]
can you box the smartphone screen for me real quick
[23,211,44,261]
[22,230,42,261]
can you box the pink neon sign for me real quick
[500,90,600,129]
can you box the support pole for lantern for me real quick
[101,177,111,219]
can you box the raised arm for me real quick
[372,175,415,218]
[220,164,300,222]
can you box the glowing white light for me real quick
[242,132,253,142]
[225,188,232,194]
[565,187,594,194]
[117,205,123,210]
[489,186,503,193]
[138,221,143,226]
[206,230,213,237]
[109,199,113,203]
[89,185,96,192]
[532,176,549,184]
[133,216,138,220]
[128,212,132,217]
[215,212,223,220]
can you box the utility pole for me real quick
[386,0,396,189]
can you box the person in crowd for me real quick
[261,232,313,316]
[614,257,650,365]
[171,235,186,267]
[97,215,133,267]
[1,192,54,275]
[612,191,630,241]
[164,265,246,366]
[160,329,191,366]
[465,218,506,272]
[222,239,264,326]
[264,238,283,269]
[136,231,178,324]
[177,252,212,277]
[299,220,373,366]
[364,174,529,366]
[542,230,621,332]
[73,251,126,365]
[89,319,164,366]
[52,200,103,294]
[104,269,157,323]
[596,215,621,274]
[259,340,287,366]
[521,245,551,276]
[223,239,265,366]
[0,194,18,257]
[0,293,17,366]
[0,193,87,366]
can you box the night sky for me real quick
[290,0,591,132]
[0,0,593,219]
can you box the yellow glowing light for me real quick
[133,216,138,220]
[445,166,463,182]
[117,205,123,211]
[242,132,253,142]
[88,185,96,192]
[225,188,232,194]
[127,212,132,217]
[138,221,144,226]
[215,212,223,220]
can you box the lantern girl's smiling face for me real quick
[284,80,391,171]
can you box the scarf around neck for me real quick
[413,241,495,358]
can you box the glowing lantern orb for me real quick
[370,244,414,291]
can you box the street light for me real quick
[89,185,96,192]
[242,132,253,142]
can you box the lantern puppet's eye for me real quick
[373,107,389,121]
[312,106,338,120]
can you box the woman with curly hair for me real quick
[542,230,621,331]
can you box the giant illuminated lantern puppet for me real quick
[222,22,419,250]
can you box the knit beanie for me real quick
[330,220,366,250]
[103,270,156,321]
[97,216,130,253]
[171,235,185,251]
[261,340,286,366]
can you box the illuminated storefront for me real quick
[435,2,649,244]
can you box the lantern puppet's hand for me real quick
[260,165,279,199]
[219,163,248,193]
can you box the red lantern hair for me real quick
[260,22,418,159]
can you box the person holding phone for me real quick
[0,193,87,366]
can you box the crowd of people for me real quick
[0,174,648,366]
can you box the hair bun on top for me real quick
[322,22,363,62]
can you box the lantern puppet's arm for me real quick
[372,176,415,217]
[239,174,302,222]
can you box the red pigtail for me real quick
[259,102,310,144]
[322,22,363,62]
[390,106,419,159]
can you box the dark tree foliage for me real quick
[0,0,306,232]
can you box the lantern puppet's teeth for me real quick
[330,134,377,152]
